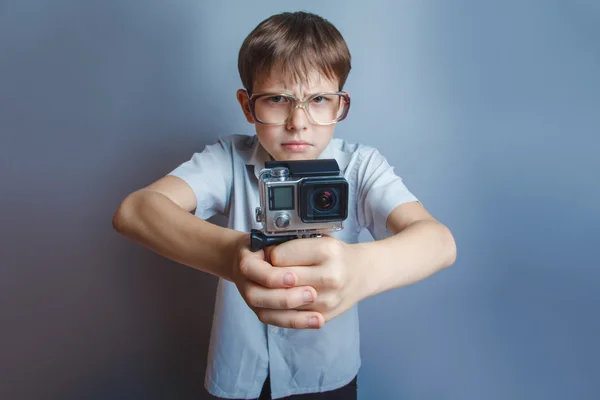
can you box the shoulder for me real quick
[167,134,257,179]
[215,133,256,148]
[327,137,391,175]
[333,136,386,156]
[189,134,257,165]
[203,133,251,154]
[214,133,259,161]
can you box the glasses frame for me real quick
[246,90,351,126]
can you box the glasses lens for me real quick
[253,94,348,124]
[307,94,347,124]
[254,95,293,124]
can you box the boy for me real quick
[112,11,456,400]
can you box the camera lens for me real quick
[312,189,336,211]
[299,178,348,223]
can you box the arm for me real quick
[112,175,246,281]
[351,200,457,300]
[112,175,323,328]
[263,200,456,326]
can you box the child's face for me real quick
[237,69,341,161]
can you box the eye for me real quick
[311,96,328,104]
[267,95,288,104]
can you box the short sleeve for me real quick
[167,137,233,220]
[356,148,418,240]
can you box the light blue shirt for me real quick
[168,134,418,399]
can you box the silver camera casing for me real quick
[254,161,348,238]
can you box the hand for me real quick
[268,235,366,323]
[232,234,325,329]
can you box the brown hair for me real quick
[238,11,351,94]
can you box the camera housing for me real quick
[250,159,348,251]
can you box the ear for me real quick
[237,89,255,124]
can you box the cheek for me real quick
[255,126,278,141]
[255,126,282,152]
[314,127,335,145]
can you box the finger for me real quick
[240,249,298,288]
[255,309,325,329]
[243,281,317,309]
[278,265,324,289]
[270,237,328,267]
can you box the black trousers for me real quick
[257,375,358,400]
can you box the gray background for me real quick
[1,1,599,399]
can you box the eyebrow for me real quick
[254,80,335,95]
[253,90,338,96]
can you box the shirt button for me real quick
[270,326,279,334]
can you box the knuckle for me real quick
[246,288,271,309]
[316,244,330,260]
[321,296,338,311]
[239,258,251,276]
[278,295,291,309]
[241,285,254,302]
[320,273,333,288]
[290,316,299,330]
[321,270,342,289]
[331,272,343,289]
[256,310,269,324]
[250,294,264,309]
[266,272,280,288]
[327,239,344,257]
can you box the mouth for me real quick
[281,140,312,152]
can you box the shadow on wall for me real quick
[65,137,228,400]
[0,1,251,399]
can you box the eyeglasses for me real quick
[246,91,350,125]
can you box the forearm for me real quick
[112,189,246,281]
[355,220,456,299]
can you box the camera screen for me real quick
[270,186,294,210]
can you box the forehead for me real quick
[254,67,339,93]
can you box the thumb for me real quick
[240,243,266,262]
[264,245,276,263]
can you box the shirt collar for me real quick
[242,135,352,179]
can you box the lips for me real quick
[281,140,312,152]
[282,140,311,146]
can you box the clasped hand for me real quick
[233,235,364,330]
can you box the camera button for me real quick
[271,167,289,179]
[274,213,291,229]
[255,207,264,223]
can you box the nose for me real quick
[285,104,309,132]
